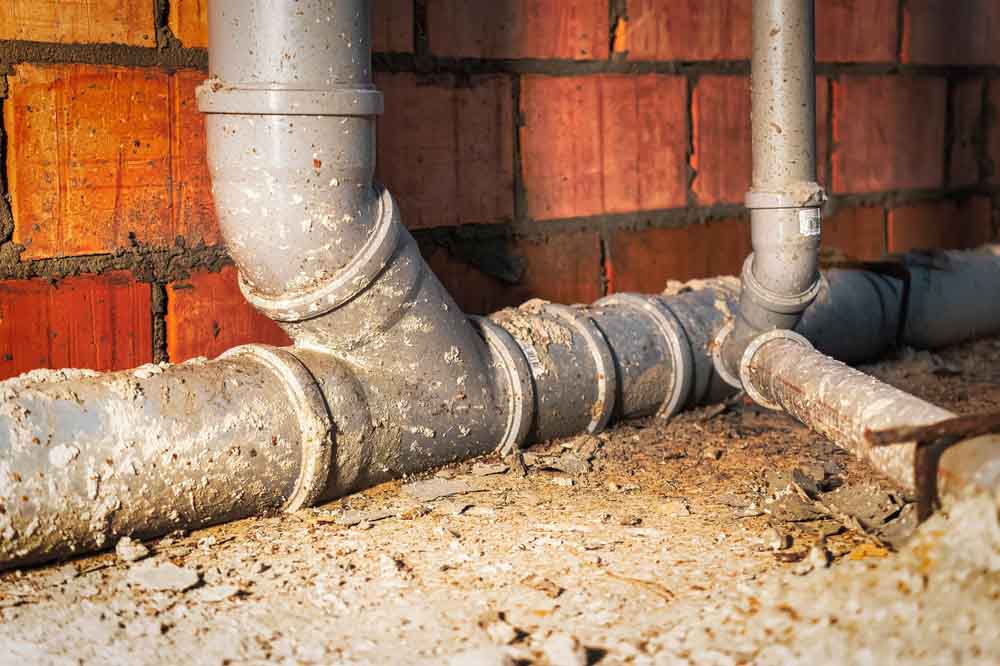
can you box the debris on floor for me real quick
[1,336,998,665]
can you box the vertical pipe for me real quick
[716,0,825,386]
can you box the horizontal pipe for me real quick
[4,248,1000,569]
[741,336,953,491]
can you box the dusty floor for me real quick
[1,338,999,665]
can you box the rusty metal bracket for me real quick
[865,411,1000,521]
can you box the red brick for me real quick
[168,0,207,48]
[816,0,897,63]
[166,265,291,363]
[950,79,985,188]
[0,271,152,380]
[821,206,886,261]
[627,0,750,61]
[427,0,608,60]
[692,76,750,205]
[168,0,412,51]
[373,0,413,53]
[903,0,1000,65]
[520,75,687,220]
[376,73,514,230]
[988,81,1000,185]
[6,65,219,259]
[887,197,994,253]
[425,231,604,313]
[832,76,947,194]
[0,0,154,46]
[606,218,750,294]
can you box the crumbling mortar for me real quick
[511,74,529,225]
[896,0,907,65]
[684,74,697,208]
[609,0,628,62]
[151,283,168,364]
[943,77,957,188]
[0,40,207,72]
[413,0,429,57]
[0,241,230,284]
[979,77,995,183]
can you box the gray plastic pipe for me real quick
[716,0,825,385]
[2,0,1000,571]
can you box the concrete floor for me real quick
[1,337,999,665]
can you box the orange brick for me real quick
[887,197,993,253]
[425,231,604,313]
[950,78,985,188]
[168,0,207,48]
[692,76,749,205]
[627,0,750,61]
[903,0,1000,65]
[6,65,219,259]
[0,271,152,380]
[166,265,291,363]
[821,206,886,261]
[816,0,897,63]
[606,218,750,293]
[170,0,412,51]
[376,73,514,230]
[832,76,946,194]
[0,0,154,46]
[427,0,608,60]
[520,75,687,220]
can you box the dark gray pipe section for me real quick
[717,0,825,386]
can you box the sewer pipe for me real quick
[3,249,1000,569]
[716,0,825,385]
[2,0,1000,571]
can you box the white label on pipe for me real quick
[519,343,546,376]
[799,208,822,236]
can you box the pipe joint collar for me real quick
[738,330,813,411]
[239,186,401,323]
[197,80,384,117]
[220,344,333,512]
[596,293,695,419]
[745,181,826,210]
[469,317,536,456]
[544,304,617,433]
[741,254,822,316]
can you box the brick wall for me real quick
[0,0,997,380]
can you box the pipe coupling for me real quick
[740,254,822,315]
[220,345,334,512]
[596,293,694,419]
[738,330,813,411]
[744,181,826,210]
[469,317,536,456]
[239,186,402,323]
[197,80,384,117]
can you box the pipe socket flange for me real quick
[543,304,617,433]
[596,293,694,419]
[220,344,333,512]
[738,330,814,411]
[469,316,536,456]
[239,186,402,323]
[711,320,743,389]
[744,181,826,209]
[741,254,822,315]
[197,81,384,117]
